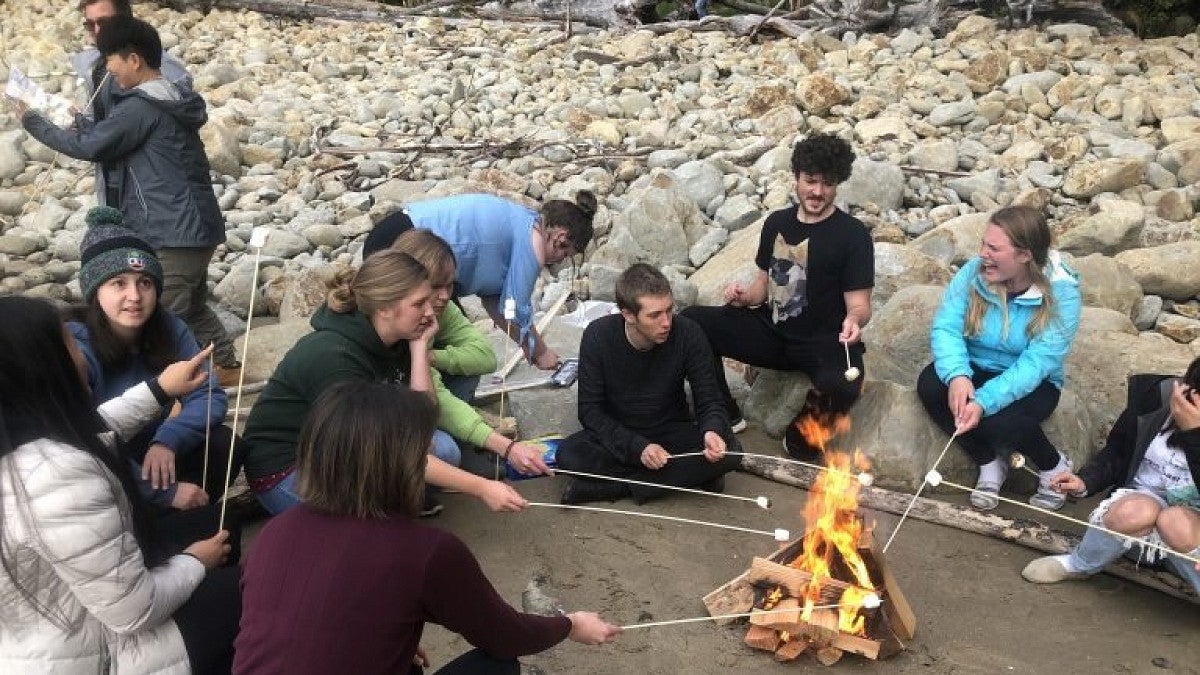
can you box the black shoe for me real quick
[783,423,823,462]
[420,492,444,518]
[560,478,630,505]
[701,475,726,493]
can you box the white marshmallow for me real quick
[1009,453,1027,469]
[862,593,882,609]
[249,227,270,248]
[503,297,517,321]
[924,469,943,486]
[756,496,771,509]
[774,528,790,542]
[844,367,861,382]
[857,472,874,487]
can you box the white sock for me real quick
[1054,554,1082,573]
[978,458,1006,485]
[1038,452,1070,485]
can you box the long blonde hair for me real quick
[964,206,1055,339]
[326,250,429,316]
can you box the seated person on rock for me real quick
[235,381,620,675]
[556,263,740,505]
[680,133,874,460]
[1022,358,1200,591]
[240,250,526,517]
[375,227,552,477]
[917,205,1082,512]
[362,191,597,372]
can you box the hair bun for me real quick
[85,206,124,228]
[574,190,598,218]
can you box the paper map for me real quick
[6,66,75,126]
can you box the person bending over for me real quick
[556,263,740,505]
[917,206,1081,511]
[680,134,873,459]
[1023,358,1200,591]
[235,381,620,675]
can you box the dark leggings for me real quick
[679,304,865,418]
[557,421,741,503]
[173,565,241,675]
[411,649,520,675]
[916,363,1062,470]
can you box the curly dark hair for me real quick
[790,133,856,184]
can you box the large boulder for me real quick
[198,118,243,178]
[910,213,989,266]
[838,158,905,212]
[1056,200,1145,256]
[503,320,586,439]
[237,320,313,383]
[871,243,951,313]
[590,170,719,269]
[1113,241,1200,301]
[1062,158,1147,199]
[1065,253,1142,318]
[688,217,764,305]
[277,266,336,321]
[671,160,725,213]
[862,285,942,387]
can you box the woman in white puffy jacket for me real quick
[0,296,239,674]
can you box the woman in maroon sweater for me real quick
[235,381,620,675]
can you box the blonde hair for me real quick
[390,229,456,286]
[964,206,1055,339]
[327,250,429,316]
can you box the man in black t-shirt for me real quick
[681,134,875,460]
[556,264,740,505]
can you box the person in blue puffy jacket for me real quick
[917,206,1082,511]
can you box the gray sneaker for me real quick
[1030,456,1073,511]
[1022,555,1090,584]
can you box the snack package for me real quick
[504,435,562,481]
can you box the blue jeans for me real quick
[255,430,462,515]
[695,0,710,16]
[1069,525,1200,594]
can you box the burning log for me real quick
[747,557,848,604]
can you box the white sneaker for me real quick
[730,417,747,434]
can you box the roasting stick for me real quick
[920,471,1200,566]
[217,227,269,532]
[621,598,885,630]
[882,429,960,553]
[201,351,214,493]
[1008,453,1042,478]
[669,451,875,486]
[494,297,516,481]
[552,468,771,508]
[528,502,789,541]
[842,341,860,382]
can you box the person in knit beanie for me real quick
[78,205,165,302]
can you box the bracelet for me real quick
[502,439,517,460]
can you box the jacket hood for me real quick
[114,80,208,130]
[309,304,399,360]
[969,250,1079,306]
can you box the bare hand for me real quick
[567,611,622,645]
[477,480,528,512]
[947,376,976,420]
[416,314,440,346]
[158,344,215,398]
[955,401,982,434]
[508,441,552,476]
[1170,381,1200,432]
[723,283,747,307]
[1050,471,1086,495]
[641,443,669,470]
[413,646,430,668]
[533,346,561,371]
[702,431,726,462]
[183,530,231,571]
[142,443,176,490]
[839,316,862,345]
[170,481,210,510]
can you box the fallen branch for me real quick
[898,164,971,178]
[740,455,1198,604]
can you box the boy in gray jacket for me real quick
[19,15,241,383]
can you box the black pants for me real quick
[557,421,741,503]
[681,303,864,421]
[916,363,1062,470]
[410,649,520,675]
[128,425,247,506]
[152,503,243,566]
[173,565,241,675]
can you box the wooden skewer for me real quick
[1008,453,1041,478]
[495,298,515,481]
[882,429,960,553]
[930,477,1200,566]
[553,468,770,508]
[201,351,214,494]
[620,599,883,630]
[527,502,789,541]
[669,451,874,486]
[218,229,268,532]
[495,289,573,382]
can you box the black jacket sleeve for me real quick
[678,319,730,440]
[1078,374,1174,495]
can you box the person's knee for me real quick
[1101,496,1159,533]
[430,430,462,467]
[915,363,946,408]
[1156,506,1200,551]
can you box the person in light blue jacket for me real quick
[917,206,1082,511]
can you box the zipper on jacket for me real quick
[129,168,149,219]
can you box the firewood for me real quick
[750,597,801,628]
[796,608,840,645]
[816,645,845,666]
[773,638,808,662]
[744,625,781,652]
[747,557,846,603]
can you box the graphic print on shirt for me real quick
[768,235,809,323]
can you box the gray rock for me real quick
[660,266,699,308]
[586,264,623,301]
[646,149,692,170]
[1134,295,1164,330]
[838,157,904,211]
[1066,253,1143,319]
[872,243,951,313]
[910,213,990,266]
[890,28,925,55]
[1155,313,1200,343]
[0,133,26,181]
[239,320,312,383]
[0,233,41,256]
[1001,71,1063,95]
[946,169,1000,202]
[928,100,977,127]
[713,194,761,232]
[688,228,728,267]
[1062,158,1147,199]
[1057,200,1145,256]
[302,222,344,249]
[214,259,270,317]
[260,230,312,258]
[591,170,714,269]
[1114,241,1200,301]
[907,139,958,173]
[862,285,942,387]
[0,190,28,216]
[29,200,73,232]
[672,160,725,212]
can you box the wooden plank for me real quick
[869,541,917,641]
[833,632,882,660]
[747,557,848,603]
[773,638,808,662]
[702,574,755,624]
[816,645,845,666]
[744,624,781,652]
[751,597,800,628]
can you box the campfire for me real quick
[704,413,915,665]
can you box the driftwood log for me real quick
[740,455,1198,604]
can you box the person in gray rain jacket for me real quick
[19,14,242,383]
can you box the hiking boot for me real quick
[783,425,822,463]
[420,490,444,518]
[1030,455,1072,511]
[1022,555,1090,584]
[560,478,630,505]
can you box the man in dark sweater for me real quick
[557,263,741,505]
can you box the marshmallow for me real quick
[857,472,874,487]
[844,366,861,382]
[924,469,942,486]
[249,227,270,248]
[774,528,790,542]
[756,496,772,509]
[503,297,517,321]
[862,593,882,609]
[1009,453,1027,469]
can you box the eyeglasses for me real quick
[83,16,113,32]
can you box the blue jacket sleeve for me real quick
[22,99,156,164]
[503,237,541,359]
[973,282,1082,416]
[930,261,977,385]
[152,318,228,456]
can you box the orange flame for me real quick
[789,413,875,636]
